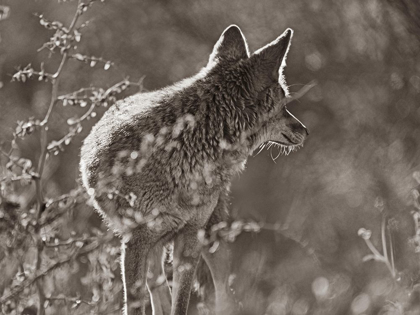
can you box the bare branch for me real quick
[0,233,113,305]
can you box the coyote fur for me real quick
[80,25,308,315]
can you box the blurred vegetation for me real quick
[1,0,420,314]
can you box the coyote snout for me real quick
[253,88,308,156]
[80,24,307,315]
[268,108,308,147]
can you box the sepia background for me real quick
[1,0,420,314]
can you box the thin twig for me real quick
[69,103,96,125]
[33,2,83,314]
[46,295,95,306]
[389,225,395,274]
[381,216,389,264]
[44,237,96,248]
[364,238,384,259]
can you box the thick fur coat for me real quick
[80,25,307,315]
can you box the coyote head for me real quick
[206,25,308,158]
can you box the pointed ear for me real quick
[250,28,293,89]
[208,25,249,66]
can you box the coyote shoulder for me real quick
[80,25,308,315]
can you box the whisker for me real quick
[264,140,304,162]
[254,143,265,156]
[273,147,282,160]
[287,83,306,88]
[269,145,277,163]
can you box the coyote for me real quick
[80,25,308,315]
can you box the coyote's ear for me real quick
[208,25,249,66]
[250,28,293,89]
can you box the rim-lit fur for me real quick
[80,25,307,315]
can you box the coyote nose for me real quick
[305,128,309,136]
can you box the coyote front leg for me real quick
[148,246,172,315]
[202,194,239,314]
[171,226,203,315]
[122,226,166,315]
[122,238,149,315]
